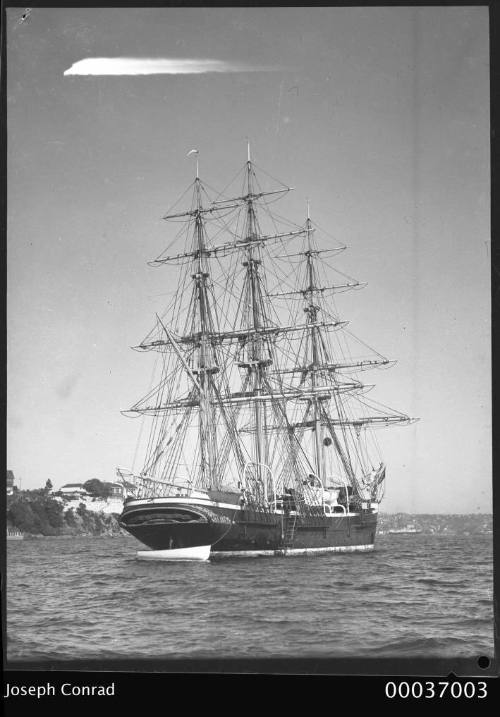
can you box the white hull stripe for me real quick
[210,544,374,558]
[126,497,242,512]
[125,498,363,517]
[136,545,211,561]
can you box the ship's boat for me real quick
[117,146,416,560]
[388,524,423,534]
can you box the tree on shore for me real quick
[7,490,123,536]
[83,479,113,499]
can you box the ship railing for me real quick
[323,503,346,516]
[305,473,326,514]
[302,477,352,516]
[242,462,276,505]
[267,499,298,515]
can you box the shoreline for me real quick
[8,532,134,540]
[7,530,491,540]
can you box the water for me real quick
[7,533,493,661]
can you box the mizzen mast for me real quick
[303,201,325,484]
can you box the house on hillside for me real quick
[59,483,88,499]
[7,470,15,495]
[108,482,125,499]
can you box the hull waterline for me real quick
[137,545,211,561]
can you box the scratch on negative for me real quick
[15,8,31,27]
[275,79,285,135]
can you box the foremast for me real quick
[191,172,219,489]
[124,166,249,494]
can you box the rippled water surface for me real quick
[7,534,493,660]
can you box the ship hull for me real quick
[119,496,378,559]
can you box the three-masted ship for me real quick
[118,147,415,560]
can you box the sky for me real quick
[7,6,490,513]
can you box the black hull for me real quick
[119,498,378,556]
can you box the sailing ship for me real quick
[117,147,416,560]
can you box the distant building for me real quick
[7,470,15,495]
[59,483,88,499]
[108,482,124,499]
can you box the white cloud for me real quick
[64,57,280,76]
